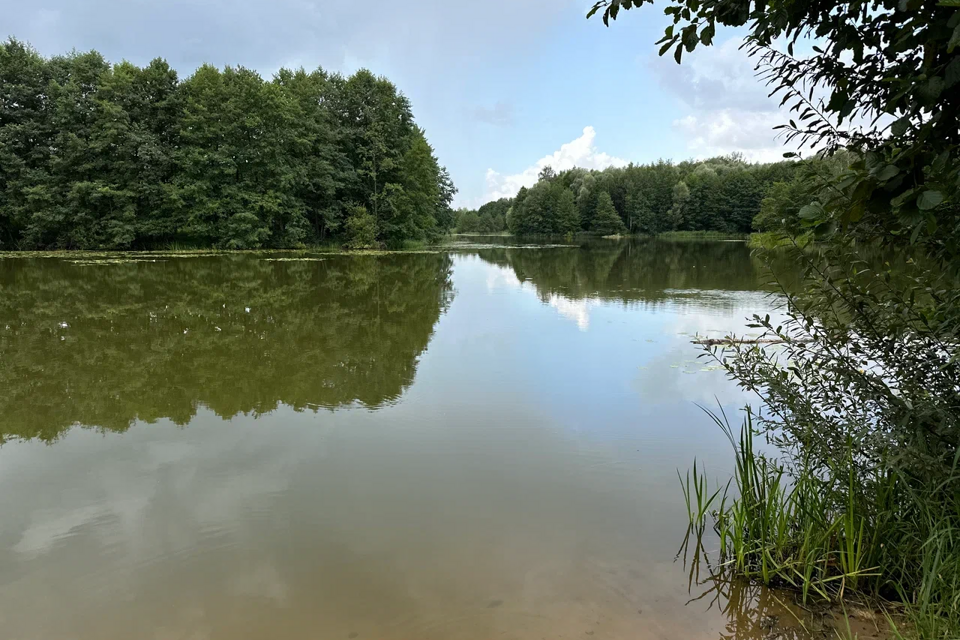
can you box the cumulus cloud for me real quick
[673,110,791,163]
[483,126,628,202]
[649,37,800,160]
[648,38,774,114]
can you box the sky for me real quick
[4,0,796,208]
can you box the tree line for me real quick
[455,155,812,236]
[0,39,456,250]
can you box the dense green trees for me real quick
[590,192,625,234]
[458,155,803,236]
[507,173,579,235]
[453,198,509,233]
[0,40,455,250]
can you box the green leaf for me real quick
[799,202,824,220]
[950,23,960,53]
[609,0,620,20]
[674,43,683,64]
[827,91,847,112]
[910,221,924,244]
[932,150,950,174]
[891,117,910,136]
[891,188,916,208]
[946,57,960,89]
[836,174,859,191]
[847,200,865,223]
[700,24,715,45]
[917,190,944,210]
[876,165,900,181]
[919,77,944,103]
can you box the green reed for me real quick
[682,409,960,639]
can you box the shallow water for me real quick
[0,239,869,639]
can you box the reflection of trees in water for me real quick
[0,254,454,442]
[472,239,797,310]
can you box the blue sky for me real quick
[4,0,789,207]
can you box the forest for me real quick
[0,39,456,250]
[454,154,837,236]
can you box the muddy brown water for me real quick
[0,239,884,639]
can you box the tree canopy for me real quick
[589,0,958,256]
[0,40,456,250]
[456,155,803,235]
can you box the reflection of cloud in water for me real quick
[667,299,784,339]
[5,412,317,564]
[484,265,525,292]
[546,294,601,331]
[485,264,601,331]
[633,345,746,407]
[631,297,787,407]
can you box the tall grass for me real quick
[683,408,960,639]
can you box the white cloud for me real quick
[673,110,791,163]
[649,38,774,114]
[483,126,628,203]
[547,294,601,332]
[649,37,804,161]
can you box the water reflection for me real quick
[471,239,784,305]
[0,242,844,640]
[0,253,454,442]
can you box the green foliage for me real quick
[454,197,510,233]
[588,0,958,254]
[465,155,802,237]
[589,0,960,636]
[591,191,626,234]
[454,209,480,232]
[0,40,456,250]
[344,206,378,249]
[753,180,805,233]
[508,177,579,235]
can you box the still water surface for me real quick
[0,240,836,639]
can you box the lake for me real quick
[0,239,842,640]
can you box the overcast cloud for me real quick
[6,0,563,74]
